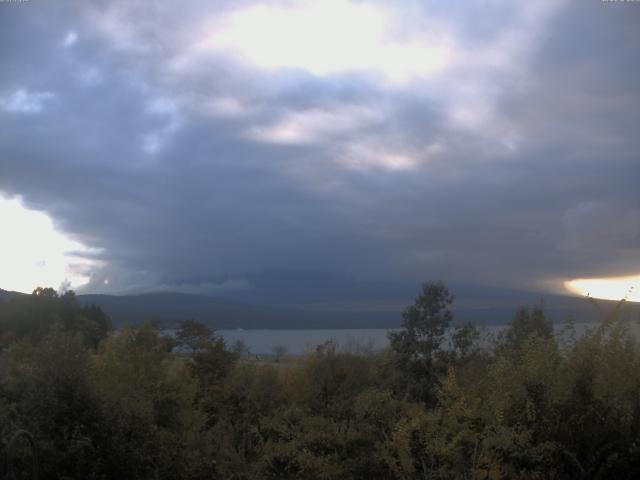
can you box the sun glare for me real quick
[0,196,96,293]
[565,275,640,302]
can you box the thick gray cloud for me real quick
[0,0,638,295]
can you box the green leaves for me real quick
[388,281,455,404]
[3,282,640,478]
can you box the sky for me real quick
[0,0,639,299]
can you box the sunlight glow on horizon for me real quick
[0,196,98,294]
[565,275,640,302]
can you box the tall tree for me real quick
[505,304,552,349]
[388,281,454,403]
[175,319,214,352]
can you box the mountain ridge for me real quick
[2,286,638,330]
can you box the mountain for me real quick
[0,288,27,302]
[220,270,415,305]
[76,286,640,330]
[4,282,638,330]
[77,292,397,329]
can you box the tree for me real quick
[1,287,111,348]
[450,321,481,362]
[191,337,237,388]
[174,319,214,352]
[232,339,250,358]
[271,345,288,363]
[32,287,58,298]
[388,281,454,403]
[504,304,553,350]
[8,325,102,479]
[173,320,237,389]
[390,281,453,364]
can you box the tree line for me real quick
[1,282,639,479]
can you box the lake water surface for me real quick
[217,321,640,355]
[218,328,395,355]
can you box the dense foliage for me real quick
[1,283,640,479]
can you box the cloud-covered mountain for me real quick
[79,283,640,330]
[3,278,638,329]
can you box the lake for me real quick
[218,328,395,355]
[217,321,640,355]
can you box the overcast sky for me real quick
[1,0,639,296]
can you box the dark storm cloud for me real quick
[0,0,638,294]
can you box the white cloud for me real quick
[172,0,559,156]
[147,97,179,116]
[338,140,444,172]
[62,31,78,47]
[0,89,55,114]
[199,96,251,118]
[189,0,453,83]
[247,106,382,144]
[141,97,183,154]
[79,67,103,86]
[142,133,162,155]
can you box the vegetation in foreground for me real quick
[1,283,640,479]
